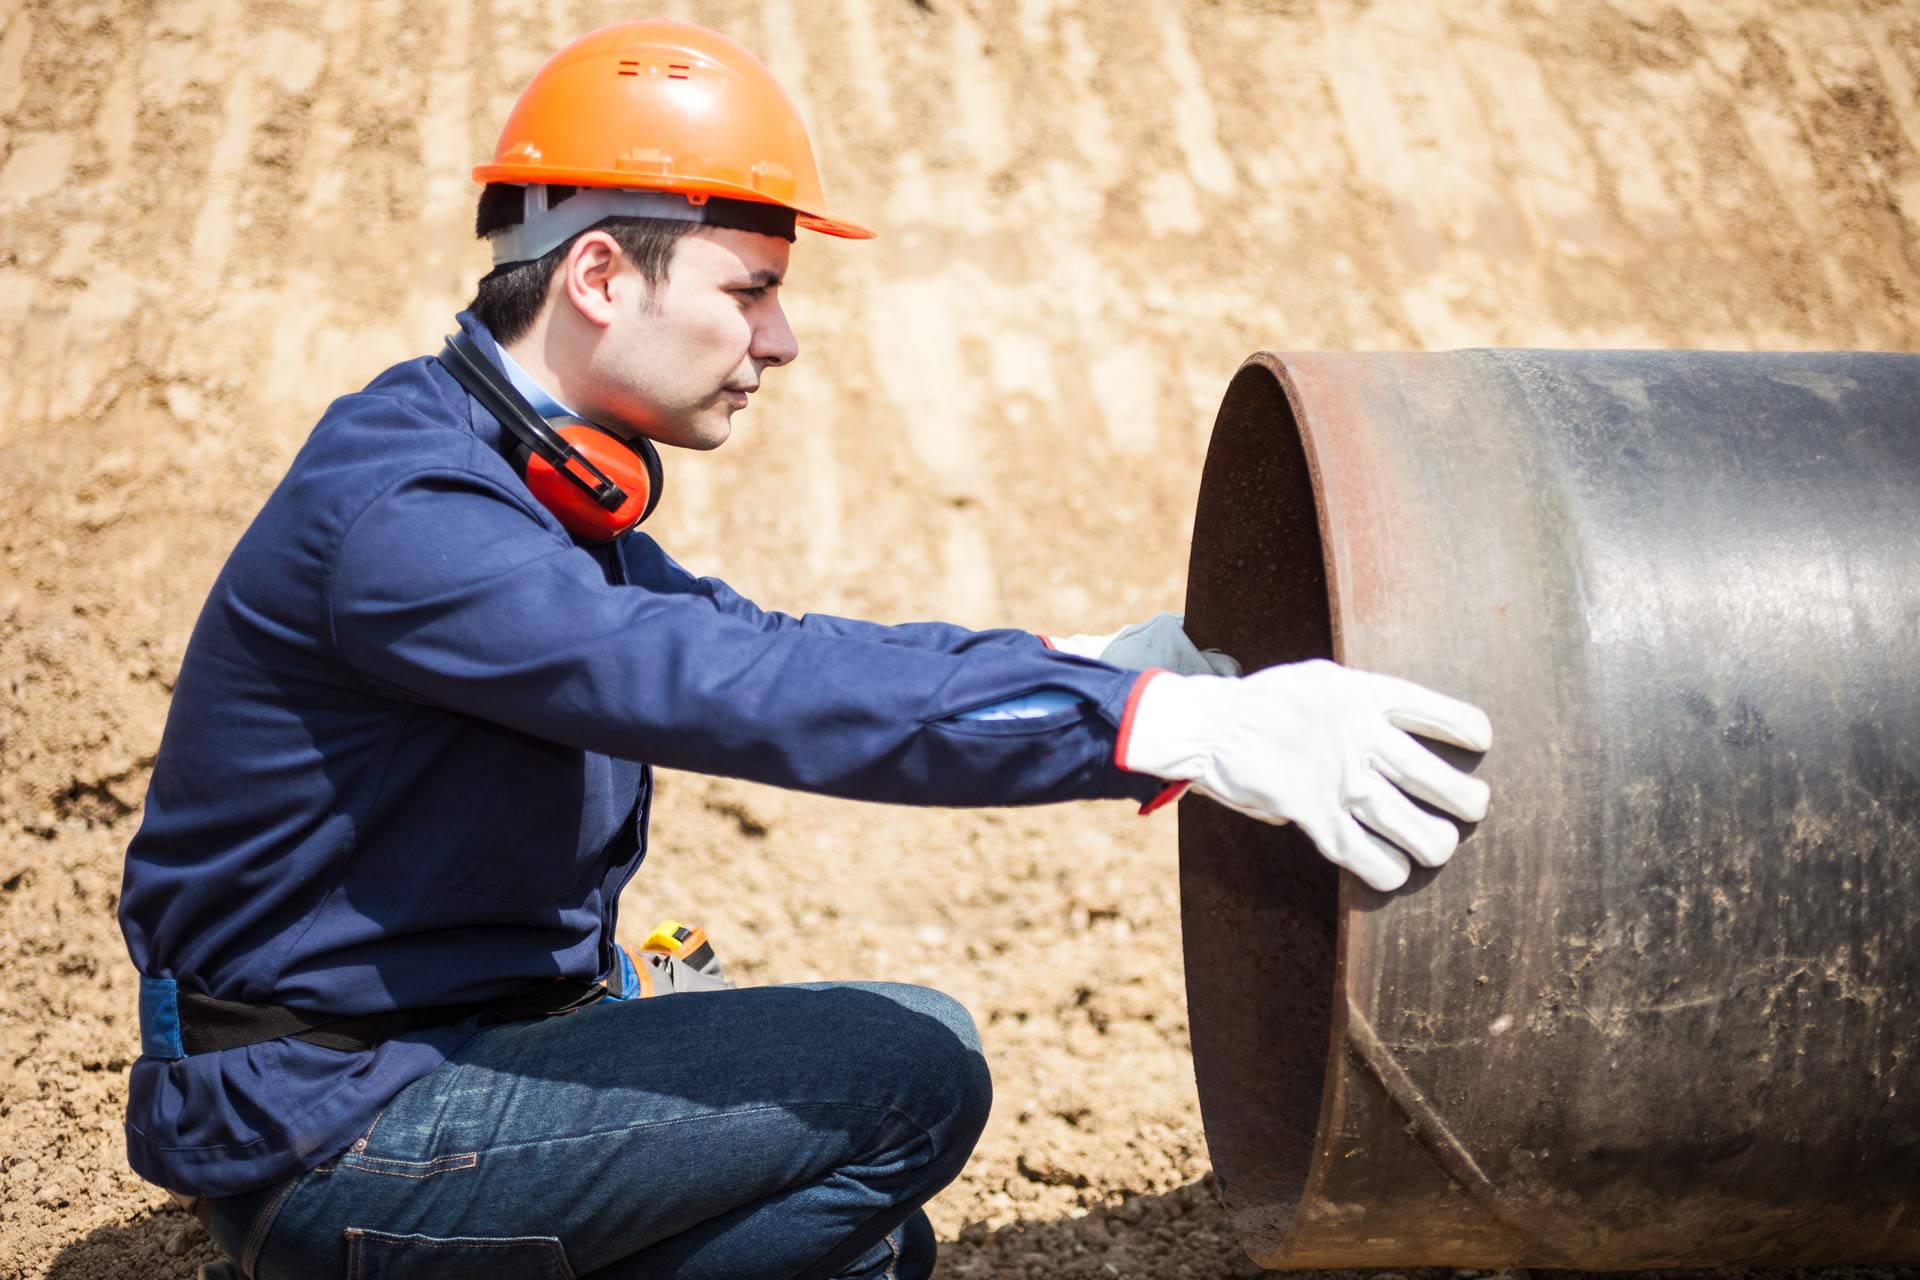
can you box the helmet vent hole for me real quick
[617,59,640,76]
[667,63,691,79]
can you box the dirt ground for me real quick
[2,0,1917,1276]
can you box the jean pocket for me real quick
[345,1228,575,1279]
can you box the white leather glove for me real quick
[1049,612,1241,677]
[1120,659,1492,891]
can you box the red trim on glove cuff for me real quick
[1114,668,1167,771]
[1139,781,1188,815]
[1116,670,1185,816]
[1038,634,1057,650]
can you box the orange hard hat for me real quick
[475,20,872,243]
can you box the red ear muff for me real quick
[437,333,665,542]
[524,417,664,542]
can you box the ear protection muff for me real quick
[437,331,663,542]
[515,414,662,542]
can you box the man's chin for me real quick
[687,415,732,450]
[619,415,729,452]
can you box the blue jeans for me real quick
[202,982,990,1279]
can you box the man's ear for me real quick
[560,230,623,330]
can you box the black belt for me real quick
[161,978,611,1057]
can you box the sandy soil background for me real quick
[2,0,1918,1276]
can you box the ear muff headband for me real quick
[437,332,663,540]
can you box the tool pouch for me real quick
[612,921,731,998]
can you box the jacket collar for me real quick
[447,310,511,452]
[450,310,586,428]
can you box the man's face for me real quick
[586,227,797,450]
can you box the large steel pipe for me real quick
[1178,350,1920,1269]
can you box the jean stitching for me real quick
[334,1098,945,1280]
[241,1173,301,1276]
[344,1151,478,1171]
[310,1107,387,1176]
[337,1152,480,1180]
[463,1099,932,1161]
[354,1232,567,1248]
[778,1128,943,1280]
[344,1230,575,1276]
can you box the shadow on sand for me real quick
[45,1200,227,1280]
[44,1175,1917,1280]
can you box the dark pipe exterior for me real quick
[1179,350,1920,1269]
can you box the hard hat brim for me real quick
[796,211,876,240]
[472,165,874,241]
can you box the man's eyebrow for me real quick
[735,269,784,288]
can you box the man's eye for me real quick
[736,286,769,302]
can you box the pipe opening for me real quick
[1179,356,1338,1256]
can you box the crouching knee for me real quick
[851,983,993,1164]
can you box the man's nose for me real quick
[754,302,799,368]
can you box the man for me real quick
[119,21,1491,1280]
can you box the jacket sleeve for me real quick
[329,469,1164,807]
[618,534,1049,656]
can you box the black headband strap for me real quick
[437,332,628,512]
[694,196,798,242]
[491,187,799,264]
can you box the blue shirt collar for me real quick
[467,316,582,420]
[495,342,581,420]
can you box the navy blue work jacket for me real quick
[118,312,1161,1196]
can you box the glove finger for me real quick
[1161,634,1220,677]
[1115,624,1218,675]
[1374,729,1491,823]
[1331,814,1413,891]
[1350,776,1461,868]
[1363,672,1493,752]
[1192,784,1406,889]
[1201,649,1243,678]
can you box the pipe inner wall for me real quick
[1179,358,1340,1259]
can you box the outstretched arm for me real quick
[331,470,1164,809]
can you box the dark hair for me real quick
[469,183,699,344]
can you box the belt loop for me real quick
[139,975,186,1060]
